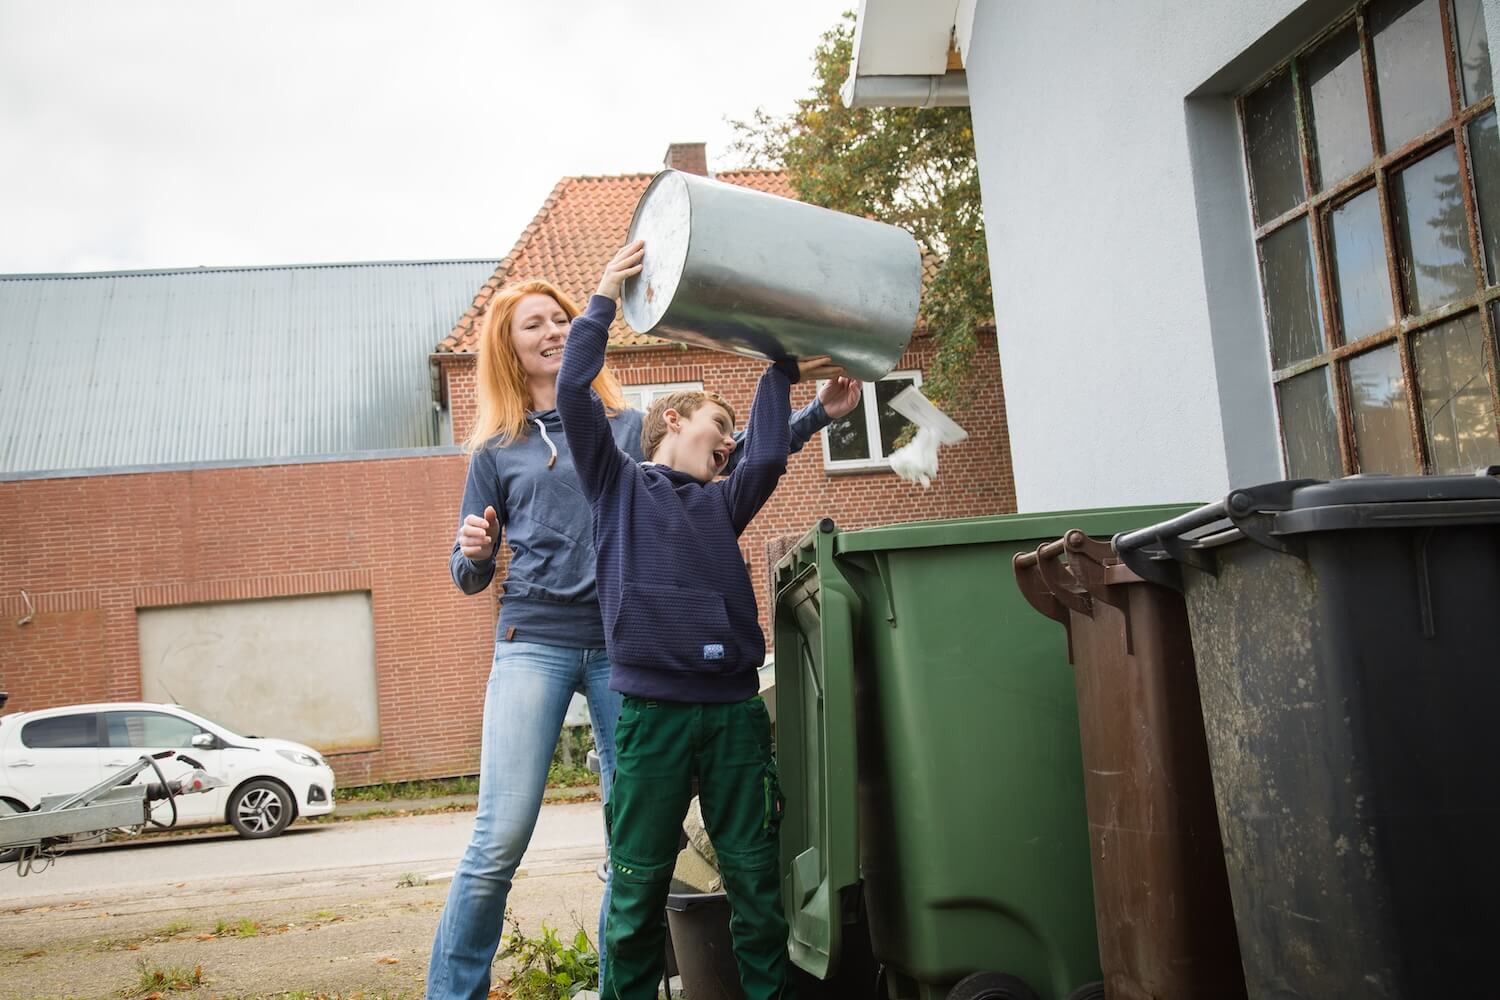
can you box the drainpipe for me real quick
[840,70,969,109]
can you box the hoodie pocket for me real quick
[612,583,738,672]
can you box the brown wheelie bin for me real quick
[1013,530,1245,1000]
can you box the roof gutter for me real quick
[839,70,969,108]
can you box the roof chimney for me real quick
[663,142,709,176]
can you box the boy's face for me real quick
[670,402,736,482]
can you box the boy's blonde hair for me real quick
[641,390,738,460]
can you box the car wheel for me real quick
[227,780,295,838]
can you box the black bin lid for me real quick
[1275,469,1500,534]
[1289,471,1500,507]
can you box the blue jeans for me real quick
[426,640,620,1000]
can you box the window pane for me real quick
[1453,0,1493,106]
[1260,217,1327,368]
[1328,188,1397,341]
[826,394,871,462]
[1414,309,1500,471]
[1305,26,1374,188]
[1369,0,1454,150]
[22,714,99,749]
[106,711,203,749]
[874,378,918,457]
[1468,111,1500,284]
[1245,70,1307,224]
[1348,343,1420,472]
[1277,367,1342,479]
[1392,144,1476,313]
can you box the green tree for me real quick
[731,13,991,413]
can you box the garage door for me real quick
[137,592,379,752]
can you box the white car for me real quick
[0,702,336,838]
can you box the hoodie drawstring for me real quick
[533,418,558,469]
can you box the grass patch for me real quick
[208,917,264,938]
[339,726,600,800]
[131,958,205,993]
[155,920,192,937]
[394,871,427,888]
[336,776,479,802]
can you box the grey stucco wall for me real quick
[963,0,1475,510]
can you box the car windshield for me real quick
[171,706,247,741]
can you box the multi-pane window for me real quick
[622,381,704,412]
[821,371,921,470]
[1240,0,1500,476]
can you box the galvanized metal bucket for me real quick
[621,169,921,382]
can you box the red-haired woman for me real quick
[426,256,860,999]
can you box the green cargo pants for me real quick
[601,695,791,1000]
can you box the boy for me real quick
[556,241,797,1000]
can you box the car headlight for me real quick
[277,749,324,767]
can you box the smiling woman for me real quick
[429,262,860,1000]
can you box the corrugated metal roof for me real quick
[0,260,498,475]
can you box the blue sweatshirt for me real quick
[557,294,797,702]
[450,306,828,650]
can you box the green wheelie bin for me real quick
[771,505,1194,1000]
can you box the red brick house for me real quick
[0,145,1015,788]
[434,143,1017,646]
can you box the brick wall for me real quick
[0,334,1012,788]
[450,332,1015,643]
[0,454,493,787]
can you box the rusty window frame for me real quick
[1238,0,1500,475]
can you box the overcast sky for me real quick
[0,1,850,274]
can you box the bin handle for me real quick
[1033,542,1093,618]
[1113,479,1321,588]
[1011,545,1071,627]
[1112,502,1225,591]
[1063,531,1141,653]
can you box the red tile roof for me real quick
[438,169,797,353]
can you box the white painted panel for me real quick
[854,0,961,75]
[961,0,1336,511]
[138,592,379,753]
[955,0,977,63]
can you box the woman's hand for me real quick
[817,375,863,421]
[459,506,500,562]
[596,240,645,300]
[797,355,844,381]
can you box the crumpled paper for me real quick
[889,426,943,489]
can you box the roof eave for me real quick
[843,0,972,109]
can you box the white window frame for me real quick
[820,370,923,471]
[622,380,705,412]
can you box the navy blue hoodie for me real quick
[450,333,828,650]
[556,295,797,703]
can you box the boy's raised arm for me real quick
[722,357,801,534]
[556,294,628,502]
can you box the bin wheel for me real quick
[1064,984,1106,1000]
[947,972,1040,1000]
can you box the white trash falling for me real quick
[887,385,968,488]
